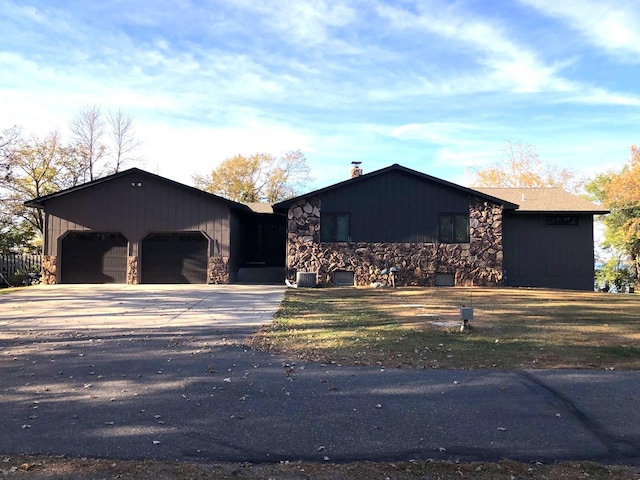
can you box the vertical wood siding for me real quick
[42,173,231,258]
[502,213,595,290]
[321,170,469,242]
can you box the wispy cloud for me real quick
[389,122,490,145]
[519,0,640,58]
[223,0,357,46]
[374,1,569,95]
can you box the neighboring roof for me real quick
[24,167,253,212]
[243,202,274,214]
[476,188,609,214]
[274,163,520,210]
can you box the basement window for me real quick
[435,273,455,286]
[333,271,354,287]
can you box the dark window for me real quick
[440,214,469,243]
[321,213,350,242]
[545,215,579,226]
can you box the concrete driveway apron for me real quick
[1,284,639,465]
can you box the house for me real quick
[24,168,285,285]
[26,164,607,290]
[273,164,608,291]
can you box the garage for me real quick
[141,232,208,284]
[60,232,128,283]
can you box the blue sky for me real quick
[2,0,640,189]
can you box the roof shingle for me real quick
[475,188,608,214]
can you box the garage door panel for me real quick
[61,232,127,284]
[141,232,207,284]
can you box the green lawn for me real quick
[251,287,640,369]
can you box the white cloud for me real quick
[390,122,489,145]
[372,1,640,108]
[519,0,640,58]
[560,86,640,107]
[226,0,357,46]
[374,2,571,95]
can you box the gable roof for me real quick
[274,163,520,210]
[475,188,609,214]
[24,167,252,211]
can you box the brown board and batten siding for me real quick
[43,172,232,258]
[502,213,595,290]
[477,188,609,291]
[321,169,470,243]
[28,169,239,284]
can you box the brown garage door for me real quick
[60,232,127,284]
[141,232,208,284]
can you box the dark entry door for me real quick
[243,217,286,267]
[61,232,127,283]
[141,232,207,284]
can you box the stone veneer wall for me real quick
[41,255,57,285]
[286,196,504,287]
[127,256,138,285]
[208,256,229,284]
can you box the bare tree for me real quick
[69,104,106,181]
[108,108,142,173]
[263,150,312,202]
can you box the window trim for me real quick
[321,212,351,242]
[439,213,470,244]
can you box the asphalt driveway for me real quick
[1,285,639,465]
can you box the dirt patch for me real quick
[2,455,639,479]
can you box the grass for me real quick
[251,286,640,370]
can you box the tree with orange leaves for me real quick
[192,150,312,203]
[469,141,583,193]
[587,146,640,288]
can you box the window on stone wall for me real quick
[439,213,469,243]
[321,213,350,242]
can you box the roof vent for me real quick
[350,161,363,178]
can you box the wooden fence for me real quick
[0,254,41,285]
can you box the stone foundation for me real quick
[41,255,57,284]
[127,256,138,285]
[285,196,504,287]
[208,256,229,284]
